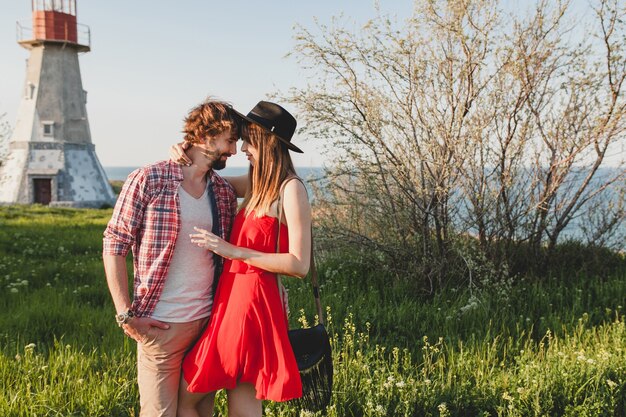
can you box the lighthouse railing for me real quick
[16,18,90,49]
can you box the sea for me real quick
[104,166,324,182]
[105,166,624,247]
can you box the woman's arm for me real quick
[190,179,312,278]
[169,141,192,165]
[222,174,249,199]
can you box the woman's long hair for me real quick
[240,122,296,217]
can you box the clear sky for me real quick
[0,0,412,168]
[1,1,619,169]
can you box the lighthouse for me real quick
[0,0,115,207]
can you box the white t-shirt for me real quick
[151,186,215,322]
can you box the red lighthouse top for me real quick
[17,0,90,51]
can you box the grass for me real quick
[0,205,624,416]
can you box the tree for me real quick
[519,0,626,257]
[287,0,625,290]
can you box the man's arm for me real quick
[102,168,169,341]
[103,254,132,314]
[102,253,169,341]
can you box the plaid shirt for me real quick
[103,160,237,317]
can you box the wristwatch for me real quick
[115,308,134,327]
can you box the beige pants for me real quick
[137,317,208,417]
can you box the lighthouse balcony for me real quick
[16,16,90,52]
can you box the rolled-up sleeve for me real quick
[103,169,150,256]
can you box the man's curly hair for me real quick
[183,100,239,144]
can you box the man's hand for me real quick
[122,317,170,343]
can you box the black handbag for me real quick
[276,179,333,412]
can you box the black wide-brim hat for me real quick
[233,101,303,153]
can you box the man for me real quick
[103,99,239,417]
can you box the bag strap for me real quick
[275,177,324,325]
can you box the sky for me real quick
[0,0,412,168]
[0,1,621,169]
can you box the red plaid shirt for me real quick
[103,160,237,317]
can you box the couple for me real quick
[102,99,311,417]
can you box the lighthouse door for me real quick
[34,179,52,205]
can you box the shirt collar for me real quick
[207,169,217,185]
[167,160,218,184]
[166,160,184,182]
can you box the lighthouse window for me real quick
[25,82,35,99]
[43,122,54,136]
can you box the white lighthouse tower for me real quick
[0,0,115,207]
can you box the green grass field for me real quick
[0,206,624,416]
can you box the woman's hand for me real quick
[190,227,241,259]
[169,141,192,165]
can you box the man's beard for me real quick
[203,149,229,170]
[212,159,227,170]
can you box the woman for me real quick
[175,101,311,417]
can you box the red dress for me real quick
[182,210,302,401]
